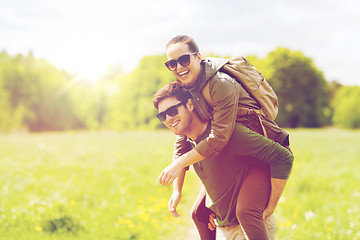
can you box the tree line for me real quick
[0,48,359,133]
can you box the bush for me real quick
[332,86,360,129]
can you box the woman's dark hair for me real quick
[166,35,199,53]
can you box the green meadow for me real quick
[0,128,359,240]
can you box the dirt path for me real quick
[185,225,200,240]
[185,226,226,240]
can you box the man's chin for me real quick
[172,129,184,136]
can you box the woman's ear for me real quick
[196,52,202,61]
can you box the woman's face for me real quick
[166,43,202,87]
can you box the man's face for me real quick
[166,43,201,87]
[158,97,192,135]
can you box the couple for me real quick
[153,35,294,239]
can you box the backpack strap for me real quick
[203,80,268,138]
[237,107,268,138]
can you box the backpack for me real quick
[219,56,278,121]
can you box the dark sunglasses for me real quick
[165,52,198,71]
[156,101,187,122]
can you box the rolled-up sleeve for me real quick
[173,134,193,170]
[195,73,240,159]
[173,134,193,160]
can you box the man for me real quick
[153,82,294,239]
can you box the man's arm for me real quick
[168,168,187,217]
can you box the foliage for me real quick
[0,78,12,132]
[0,52,25,131]
[0,52,80,131]
[0,51,112,132]
[254,48,331,128]
[1,48,358,131]
[106,55,173,130]
[332,86,360,129]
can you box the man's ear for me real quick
[186,99,194,112]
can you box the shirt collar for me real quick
[195,122,211,144]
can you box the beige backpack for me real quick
[204,56,278,121]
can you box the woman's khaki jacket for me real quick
[173,57,261,160]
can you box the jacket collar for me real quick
[196,57,229,89]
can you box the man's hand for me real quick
[168,192,181,217]
[208,213,216,231]
[263,178,287,219]
[159,160,183,185]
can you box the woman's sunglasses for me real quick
[165,53,198,71]
[156,101,187,122]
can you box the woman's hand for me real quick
[159,160,184,185]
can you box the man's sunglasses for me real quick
[165,53,198,71]
[156,101,187,122]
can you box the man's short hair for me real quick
[153,82,191,110]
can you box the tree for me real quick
[261,48,330,128]
[106,55,173,130]
[0,51,28,131]
[332,86,360,129]
[0,52,87,131]
[0,73,13,131]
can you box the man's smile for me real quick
[171,120,180,128]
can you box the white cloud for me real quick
[0,0,359,85]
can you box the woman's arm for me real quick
[194,74,241,159]
[159,148,204,185]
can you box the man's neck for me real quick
[184,114,208,141]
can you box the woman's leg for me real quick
[191,187,216,240]
[236,165,271,240]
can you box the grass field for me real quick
[275,128,360,240]
[0,128,359,239]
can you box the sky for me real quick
[1,0,359,86]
